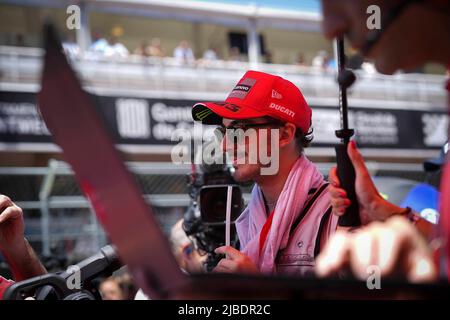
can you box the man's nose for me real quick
[220,133,228,153]
[220,131,235,154]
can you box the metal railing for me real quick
[0,46,446,109]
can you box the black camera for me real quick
[3,245,121,300]
[183,159,243,272]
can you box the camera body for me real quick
[183,163,243,272]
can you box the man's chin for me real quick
[232,168,247,183]
[232,165,255,183]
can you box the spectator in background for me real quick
[202,47,219,61]
[89,31,110,54]
[228,46,244,62]
[170,219,206,274]
[326,56,336,71]
[173,40,195,64]
[264,51,273,64]
[148,38,165,58]
[134,40,150,57]
[105,36,129,58]
[14,34,26,47]
[116,271,137,300]
[295,52,307,67]
[312,50,329,70]
[104,26,129,58]
[198,46,220,66]
[62,33,80,57]
[99,276,126,300]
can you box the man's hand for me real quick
[329,141,403,225]
[315,216,437,283]
[0,195,46,281]
[0,195,25,250]
[213,246,259,274]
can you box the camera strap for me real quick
[258,209,275,257]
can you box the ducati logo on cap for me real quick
[228,78,257,100]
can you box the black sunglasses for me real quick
[214,120,285,141]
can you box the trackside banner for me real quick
[0,91,447,150]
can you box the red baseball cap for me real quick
[192,70,312,133]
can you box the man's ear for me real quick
[279,123,296,148]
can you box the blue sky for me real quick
[196,0,321,13]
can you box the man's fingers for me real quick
[212,265,232,273]
[214,246,228,255]
[330,197,350,209]
[330,197,350,217]
[212,257,233,273]
[328,185,347,199]
[214,246,242,260]
[346,141,369,175]
[407,252,437,283]
[349,229,376,279]
[0,195,13,211]
[215,258,237,271]
[385,216,437,283]
[316,231,350,277]
[375,224,401,277]
[328,167,340,187]
[0,206,22,225]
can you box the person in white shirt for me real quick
[173,40,195,64]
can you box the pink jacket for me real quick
[275,184,338,277]
[236,156,337,275]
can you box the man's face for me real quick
[220,117,281,182]
[100,280,124,300]
[321,0,447,74]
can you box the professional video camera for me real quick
[182,149,244,272]
[3,245,122,300]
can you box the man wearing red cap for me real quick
[192,70,338,275]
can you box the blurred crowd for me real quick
[4,26,381,74]
[13,28,378,73]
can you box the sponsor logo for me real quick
[215,102,241,112]
[116,98,150,138]
[234,85,250,92]
[227,78,257,100]
[271,90,283,99]
[194,108,213,121]
[269,103,295,118]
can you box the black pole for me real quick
[334,38,361,227]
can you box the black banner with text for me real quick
[0,91,447,151]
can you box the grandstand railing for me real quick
[0,45,446,109]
